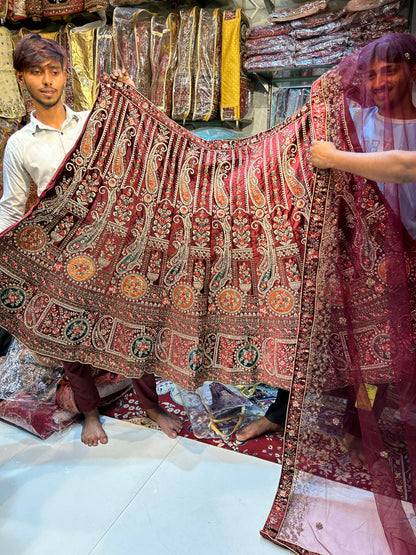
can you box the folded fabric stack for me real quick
[245,0,407,72]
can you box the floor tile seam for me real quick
[87,437,181,554]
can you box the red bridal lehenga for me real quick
[0,35,415,554]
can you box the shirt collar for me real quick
[30,105,80,133]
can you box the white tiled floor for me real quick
[0,416,288,555]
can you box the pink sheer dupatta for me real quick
[262,33,416,555]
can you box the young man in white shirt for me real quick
[0,33,183,446]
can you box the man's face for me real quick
[16,59,67,109]
[364,58,414,117]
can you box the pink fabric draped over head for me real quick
[0,33,415,554]
[262,34,416,554]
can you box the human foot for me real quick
[146,406,183,438]
[345,432,367,468]
[235,416,283,442]
[81,409,108,447]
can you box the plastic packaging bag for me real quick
[178,381,265,439]
[0,339,78,438]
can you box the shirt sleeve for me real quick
[0,140,32,234]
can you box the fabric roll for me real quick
[69,21,100,111]
[58,25,76,111]
[0,27,25,120]
[113,7,153,98]
[192,8,222,122]
[150,12,178,115]
[220,8,253,122]
[172,7,200,121]
[95,24,115,86]
[42,0,84,18]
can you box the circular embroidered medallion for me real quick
[121,274,147,299]
[64,318,90,342]
[189,348,204,372]
[269,287,294,315]
[372,333,397,361]
[172,284,195,310]
[217,288,242,313]
[0,287,26,309]
[67,256,96,281]
[378,257,410,286]
[17,226,46,252]
[237,345,259,368]
[131,336,153,359]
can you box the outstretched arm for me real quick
[311,140,416,184]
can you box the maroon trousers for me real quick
[63,361,158,413]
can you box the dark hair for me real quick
[358,33,416,71]
[14,33,67,72]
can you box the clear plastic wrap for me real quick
[246,35,296,56]
[56,371,132,413]
[133,11,153,99]
[172,7,200,121]
[0,27,26,120]
[150,13,177,115]
[0,340,62,402]
[95,24,116,85]
[244,53,294,72]
[346,0,396,10]
[0,339,78,439]
[192,8,222,122]
[247,23,291,40]
[0,339,132,438]
[69,20,102,111]
[58,24,76,110]
[289,7,346,29]
[178,382,265,439]
[268,0,328,23]
[113,7,153,98]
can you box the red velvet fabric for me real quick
[0,34,415,551]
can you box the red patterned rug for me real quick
[103,378,411,501]
[103,378,284,465]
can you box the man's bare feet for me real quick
[81,408,108,447]
[146,406,183,438]
[345,432,367,468]
[235,416,283,442]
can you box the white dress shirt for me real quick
[0,105,90,233]
[351,105,416,238]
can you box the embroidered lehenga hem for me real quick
[0,39,415,553]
